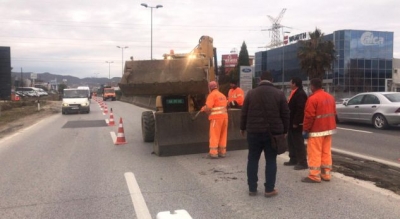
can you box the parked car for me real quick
[15,91,26,97]
[336,92,400,129]
[37,88,48,96]
[336,98,349,104]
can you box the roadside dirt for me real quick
[333,154,400,195]
[0,100,61,139]
[0,101,399,195]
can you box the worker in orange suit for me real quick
[201,81,229,159]
[228,79,245,108]
[301,78,337,183]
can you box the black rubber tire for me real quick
[142,111,155,142]
[373,114,388,129]
[335,115,340,123]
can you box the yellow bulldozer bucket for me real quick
[119,58,211,96]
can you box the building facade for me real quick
[255,29,394,98]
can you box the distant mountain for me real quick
[11,72,121,88]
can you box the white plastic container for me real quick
[156,209,193,219]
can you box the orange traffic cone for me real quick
[103,104,108,114]
[115,117,127,145]
[108,108,115,126]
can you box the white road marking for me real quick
[124,172,152,219]
[110,131,116,143]
[332,148,400,169]
[337,127,372,133]
[105,119,109,124]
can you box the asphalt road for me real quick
[1,99,400,219]
[334,122,400,164]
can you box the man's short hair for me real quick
[291,77,303,88]
[310,78,322,89]
[260,71,273,81]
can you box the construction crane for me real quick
[262,8,291,48]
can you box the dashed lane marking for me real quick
[337,127,373,133]
[124,172,152,219]
[110,132,116,144]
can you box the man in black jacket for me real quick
[284,77,308,170]
[240,71,290,198]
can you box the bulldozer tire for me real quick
[142,111,155,142]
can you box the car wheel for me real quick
[373,114,388,129]
[335,115,340,123]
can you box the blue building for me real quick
[255,30,394,98]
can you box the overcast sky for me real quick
[2,0,399,79]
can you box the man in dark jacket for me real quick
[240,71,290,198]
[285,77,308,170]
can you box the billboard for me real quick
[222,54,238,68]
[0,47,11,100]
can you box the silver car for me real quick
[336,92,400,129]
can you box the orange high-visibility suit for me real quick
[303,89,336,182]
[228,87,245,108]
[201,89,228,158]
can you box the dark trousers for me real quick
[287,127,307,165]
[246,132,277,193]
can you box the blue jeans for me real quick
[247,132,277,193]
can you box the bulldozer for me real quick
[119,36,246,156]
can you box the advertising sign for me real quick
[360,32,384,46]
[30,73,37,79]
[239,66,253,96]
[289,32,308,43]
[222,54,238,68]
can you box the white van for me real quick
[77,86,91,99]
[62,88,91,114]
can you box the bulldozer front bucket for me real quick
[119,59,210,96]
[152,110,247,156]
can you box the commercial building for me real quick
[255,29,395,97]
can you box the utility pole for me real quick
[20,68,23,87]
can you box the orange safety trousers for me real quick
[307,135,332,182]
[209,118,228,156]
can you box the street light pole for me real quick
[141,3,163,60]
[116,46,128,76]
[105,61,113,80]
